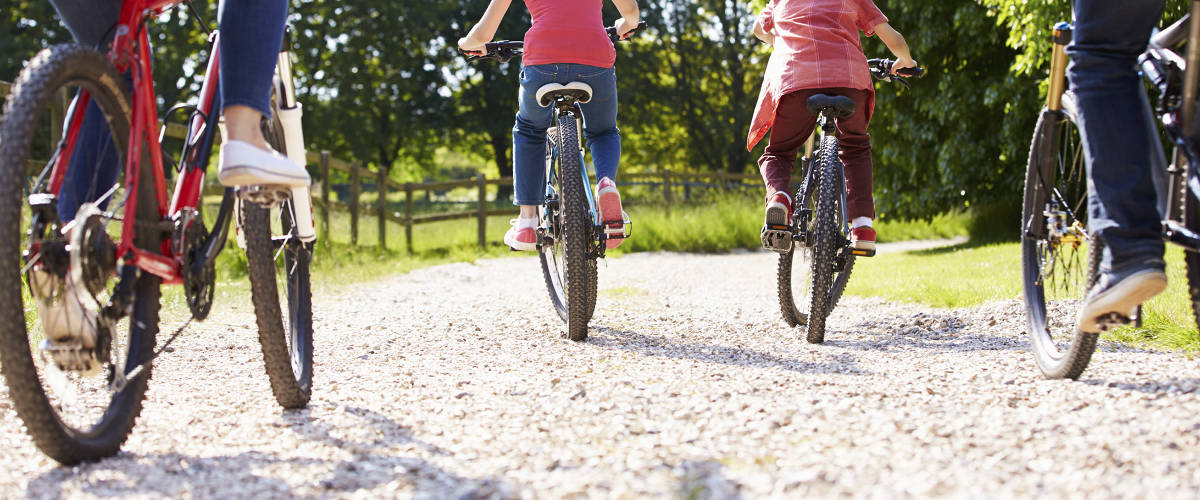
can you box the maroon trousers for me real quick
[758,88,876,221]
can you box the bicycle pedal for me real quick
[236,185,291,206]
[40,339,102,375]
[761,226,793,253]
[602,220,628,240]
[850,247,876,257]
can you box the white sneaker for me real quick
[218,140,311,188]
[30,268,99,350]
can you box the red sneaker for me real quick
[765,192,791,227]
[850,226,876,253]
[596,177,626,249]
[503,217,538,251]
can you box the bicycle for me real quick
[0,1,316,463]
[767,59,923,343]
[1022,13,1200,379]
[465,22,643,342]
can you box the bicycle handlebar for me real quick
[867,58,925,89]
[463,21,647,63]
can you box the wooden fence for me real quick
[2,79,761,252]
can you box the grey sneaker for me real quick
[1077,265,1167,333]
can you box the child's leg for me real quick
[759,90,820,201]
[834,89,876,225]
[512,65,559,208]
[576,65,620,182]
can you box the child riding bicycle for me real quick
[748,0,916,254]
[458,0,640,251]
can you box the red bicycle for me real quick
[0,0,316,463]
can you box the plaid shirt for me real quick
[747,0,888,149]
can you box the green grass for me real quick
[844,241,1200,352]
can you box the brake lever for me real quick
[894,76,911,90]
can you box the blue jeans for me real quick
[513,64,620,206]
[1068,0,1168,274]
[47,0,287,220]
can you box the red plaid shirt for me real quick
[747,0,888,150]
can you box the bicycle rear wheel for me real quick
[802,135,855,344]
[0,44,161,464]
[779,157,854,328]
[555,113,598,341]
[1022,94,1099,380]
[240,100,313,409]
[539,127,570,323]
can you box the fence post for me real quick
[662,170,673,214]
[377,167,387,249]
[350,160,360,246]
[477,173,487,249]
[319,151,331,244]
[404,183,414,255]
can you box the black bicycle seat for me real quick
[806,94,856,118]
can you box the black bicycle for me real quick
[465,22,642,341]
[1022,14,1200,379]
[768,59,923,343]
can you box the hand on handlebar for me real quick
[614,17,640,40]
[890,56,918,76]
[458,36,486,56]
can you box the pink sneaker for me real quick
[850,226,876,253]
[765,191,791,227]
[503,217,538,251]
[596,177,626,249]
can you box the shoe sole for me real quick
[764,203,788,227]
[504,233,538,252]
[597,188,624,249]
[1077,270,1167,333]
[219,165,310,188]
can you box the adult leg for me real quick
[1068,0,1166,274]
[48,0,123,222]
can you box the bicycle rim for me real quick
[1021,95,1098,379]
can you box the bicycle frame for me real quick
[45,0,233,285]
[1041,9,1200,253]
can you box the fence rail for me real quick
[2,79,760,252]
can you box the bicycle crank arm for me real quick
[1164,220,1200,252]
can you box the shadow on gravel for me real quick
[25,408,514,498]
[26,449,515,499]
[1079,377,1200,395]
[827,314,1027,353]
[589,327,869,375]
[280,405,447,456]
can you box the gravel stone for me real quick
[2,249,1200,498]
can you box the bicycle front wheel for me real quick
[241,104,314,409]
[555,113,598,341]
[1021,94,1099,380]
[0,44,162,464]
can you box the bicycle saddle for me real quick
[536,82,593,107]
[807,94,856,118]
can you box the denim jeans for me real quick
[47,0,287,220]
[1068,0,1168,274]
[513,63,620,206]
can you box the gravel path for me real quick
[3,249,1200,498]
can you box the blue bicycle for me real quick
[465,23,642,341]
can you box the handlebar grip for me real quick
[608,21,647,42]
[896,66,925,78]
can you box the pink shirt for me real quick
[747,0,888,150]
[522,0,616,68]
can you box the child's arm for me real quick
[458,0,513,54]
[874,22,917,74]
[611,0,640,39]
[753,17,774,46]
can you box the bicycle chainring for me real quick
[177,215,215,320]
